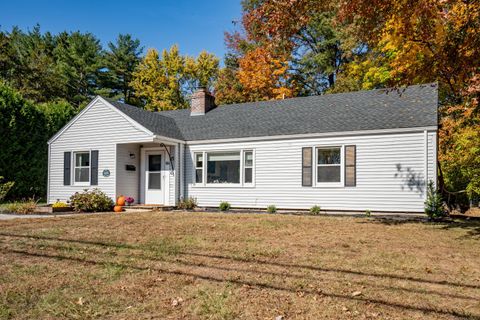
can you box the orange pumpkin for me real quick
[114,205,123,213]
[117,195,126,206]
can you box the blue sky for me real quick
[0,0,242,58]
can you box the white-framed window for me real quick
[73,151,90,185]
[243,150,253,185]
[193,149,255,187]
[316,147,342,185]
[194,152,203,184]
[207,151,241,184]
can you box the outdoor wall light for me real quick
[129,153,135,159]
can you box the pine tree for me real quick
[102,34,143,105]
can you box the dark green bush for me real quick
[219,201,230,211]
[178,197,197,210]
[424,181,445,219]
[0,83,75,200]
[69,189,114,212]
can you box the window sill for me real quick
[73,182,90,187]
[313,182,344,188]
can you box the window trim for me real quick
[72,150,91,186]
[194,152,203,184]
[302,147,313,187]
[243,150,254,186]
[192,149,255,188]
[314,145,344,188]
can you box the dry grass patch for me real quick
[0,211,479,319]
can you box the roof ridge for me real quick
[100,82,437,142]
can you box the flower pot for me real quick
[114,205,123,213]
[117,195,126,206]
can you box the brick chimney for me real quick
[190,87,215,116]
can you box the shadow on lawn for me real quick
[1,231,479,290]
[363,217,480,239]
[1,232,480,319]
[1,246,479,319]
[3,237,478,303]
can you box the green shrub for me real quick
[2,199,37,214]
[219,201,230,211]
[424,181,445,219]
[69,188,114,212]
[310,205,321,214]
[178,197,197,210]
[0,176,14,202]
[0,83,75,200]
[365,209,371,217]
[267,205,277,214]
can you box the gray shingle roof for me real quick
[108,100,185,140]
[107,83,438,142]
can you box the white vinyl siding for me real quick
[48,99,153,203]
[116,144,140,204]
[185,130,437,212]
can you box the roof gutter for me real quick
[153,135,185,145]
[184,126,438,145]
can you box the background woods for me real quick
[0,26,219,199]
[0,0,478,206]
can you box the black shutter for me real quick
[345,145,356,187]
[90,150,99,186]
[63,152,71,185]
[302,147,312,187]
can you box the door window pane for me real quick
[149,155,161,171]
[207,152,240,184]
[148,172,161,189]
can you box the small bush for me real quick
[267,205,277,214]
[178,197,197,210]
[3,199,37,214]
[219,201,230,211]
[69,188,114,212]
[424,181,445,219]
[52,201,68,208]
[310,205,321,214]
[0,176,14,202]
[365,209,371,217]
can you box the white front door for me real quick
[145,151,165,204]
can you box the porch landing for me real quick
[125,205,174,212]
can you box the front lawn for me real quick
[0,212,479,319]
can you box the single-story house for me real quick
[47,83,438,213]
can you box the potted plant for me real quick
[125,196,134,206]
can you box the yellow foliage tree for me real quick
[238,47,295,101]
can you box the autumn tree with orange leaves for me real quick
[215,0,480,207]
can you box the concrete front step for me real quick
[125,205,174,212]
